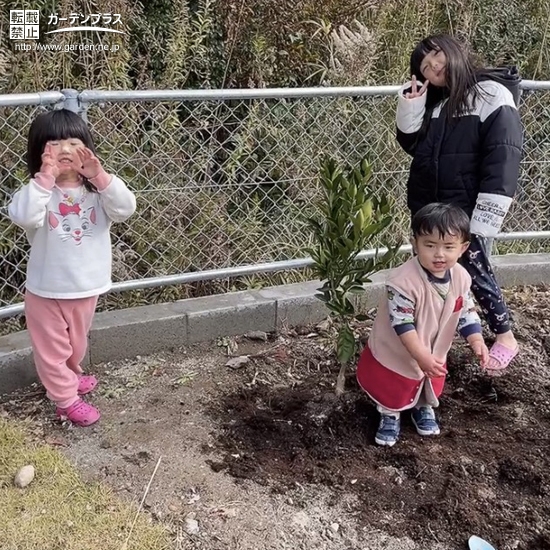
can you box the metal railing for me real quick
[1,81,550,319]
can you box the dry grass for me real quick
[0,419,171,550]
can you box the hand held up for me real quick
[40,143,60,178]
[75,147,103,179]
[405,75,429,99]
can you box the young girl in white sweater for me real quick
[9,109,136,427]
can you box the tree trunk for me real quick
[335,361,347,396]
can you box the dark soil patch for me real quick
[205,286,550,550]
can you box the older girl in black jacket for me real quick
[396,34,522,373]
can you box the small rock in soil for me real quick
[329,522,340,533]
[513,406,524,419]
[184,517,200,535]
[14,465,35,488]
[245,331,268,342]
[225,356,250,369]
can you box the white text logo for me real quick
[10,10,40,40]
[9,9,125,41]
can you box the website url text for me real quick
[14,42,120,52]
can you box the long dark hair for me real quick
[410,34,483,136]
[27,109,98,192]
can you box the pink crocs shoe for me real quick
[77,374,98,395]
[485,342,519,376]
[56,399,100,427]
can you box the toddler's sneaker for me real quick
[56,399,100,427]
[77,374,98,395]
[375,414,400,447]
[411,406,440,436]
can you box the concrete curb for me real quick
[1,253,549,395]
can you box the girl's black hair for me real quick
[411,203,470,242]
[27,109,98,192]
[410,34,486,139]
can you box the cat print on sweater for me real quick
[48,203,97,246]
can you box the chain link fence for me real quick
[1,84,550,322]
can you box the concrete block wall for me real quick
[1,253,548,395]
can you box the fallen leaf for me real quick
[225,356,250,369]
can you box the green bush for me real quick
[0,0,548,335]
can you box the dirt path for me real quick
[2,285,549,550]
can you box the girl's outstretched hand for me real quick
[405,75,429,99]
[75,147,103,179]
[40,143,60,178]
[468,336,490,369]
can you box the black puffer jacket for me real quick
[396,68,523,235]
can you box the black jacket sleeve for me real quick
[396,127,419,156]
[478,104,523,199]
[470,89,523,237]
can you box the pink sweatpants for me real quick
[24,290,98,409]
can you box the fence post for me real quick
[60,88,88,121]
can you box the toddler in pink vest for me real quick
[357,203,490,446]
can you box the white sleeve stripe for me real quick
[470,193,513,237]
[396,81,427,134]
[475,81,517,122]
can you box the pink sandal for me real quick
[56,399,100,427]
[485,342,519,375]
[77,374,98,395]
